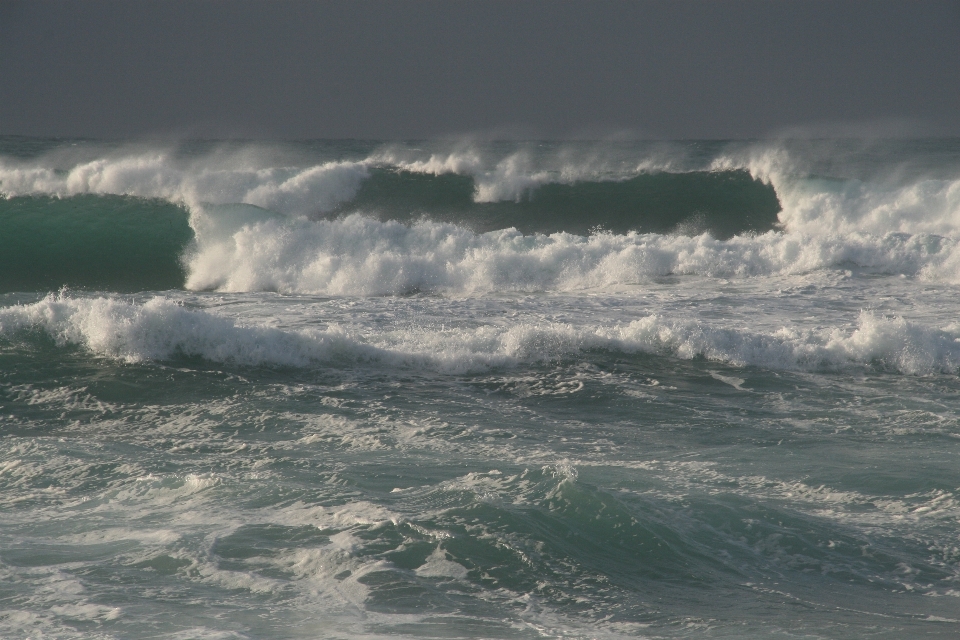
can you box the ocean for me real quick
[2,136,960,638]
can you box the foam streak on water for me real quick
[2,138,960,638]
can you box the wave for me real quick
[0,146,778,236]
[0,150,369,215]
[184,212,960,295]
[0,294,382,367]
[712,146,960,237]
[373,145,700,202]
[3,140,960,294]
[0,195,192,292]
[3,294,959,375]
[335,167,780,237]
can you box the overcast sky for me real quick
[1,0,958,139]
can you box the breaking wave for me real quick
[3,294,959,375]
[2,139,960,294]
[182,212,958,295]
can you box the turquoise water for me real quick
[2,138,960,638]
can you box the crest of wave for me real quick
[371,147,555,202]
[712,145,960,237]
[0,149,369,216]
[0,294,380,366]
[371,143,681,203]
[3,296,959,375]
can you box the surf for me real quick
[3,138,960,295]
[5,293,959,375]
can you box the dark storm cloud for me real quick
[1,0,958,139]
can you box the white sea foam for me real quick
[375,148,556,202]
[414,547,469,580]
[183,211,960,294]
[372,143,688,202]
[3,295,959,375]
[0,294,382,366]
[713,146,960,237]
[381,147,631,201]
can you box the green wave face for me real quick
[0,195,193,293]
[335,168,781,237]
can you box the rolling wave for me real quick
[335,168,780,237]
[183,212,958,295]
[4,294,959,375]
[2,140,960,294]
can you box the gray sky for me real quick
[1,0,958,139]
